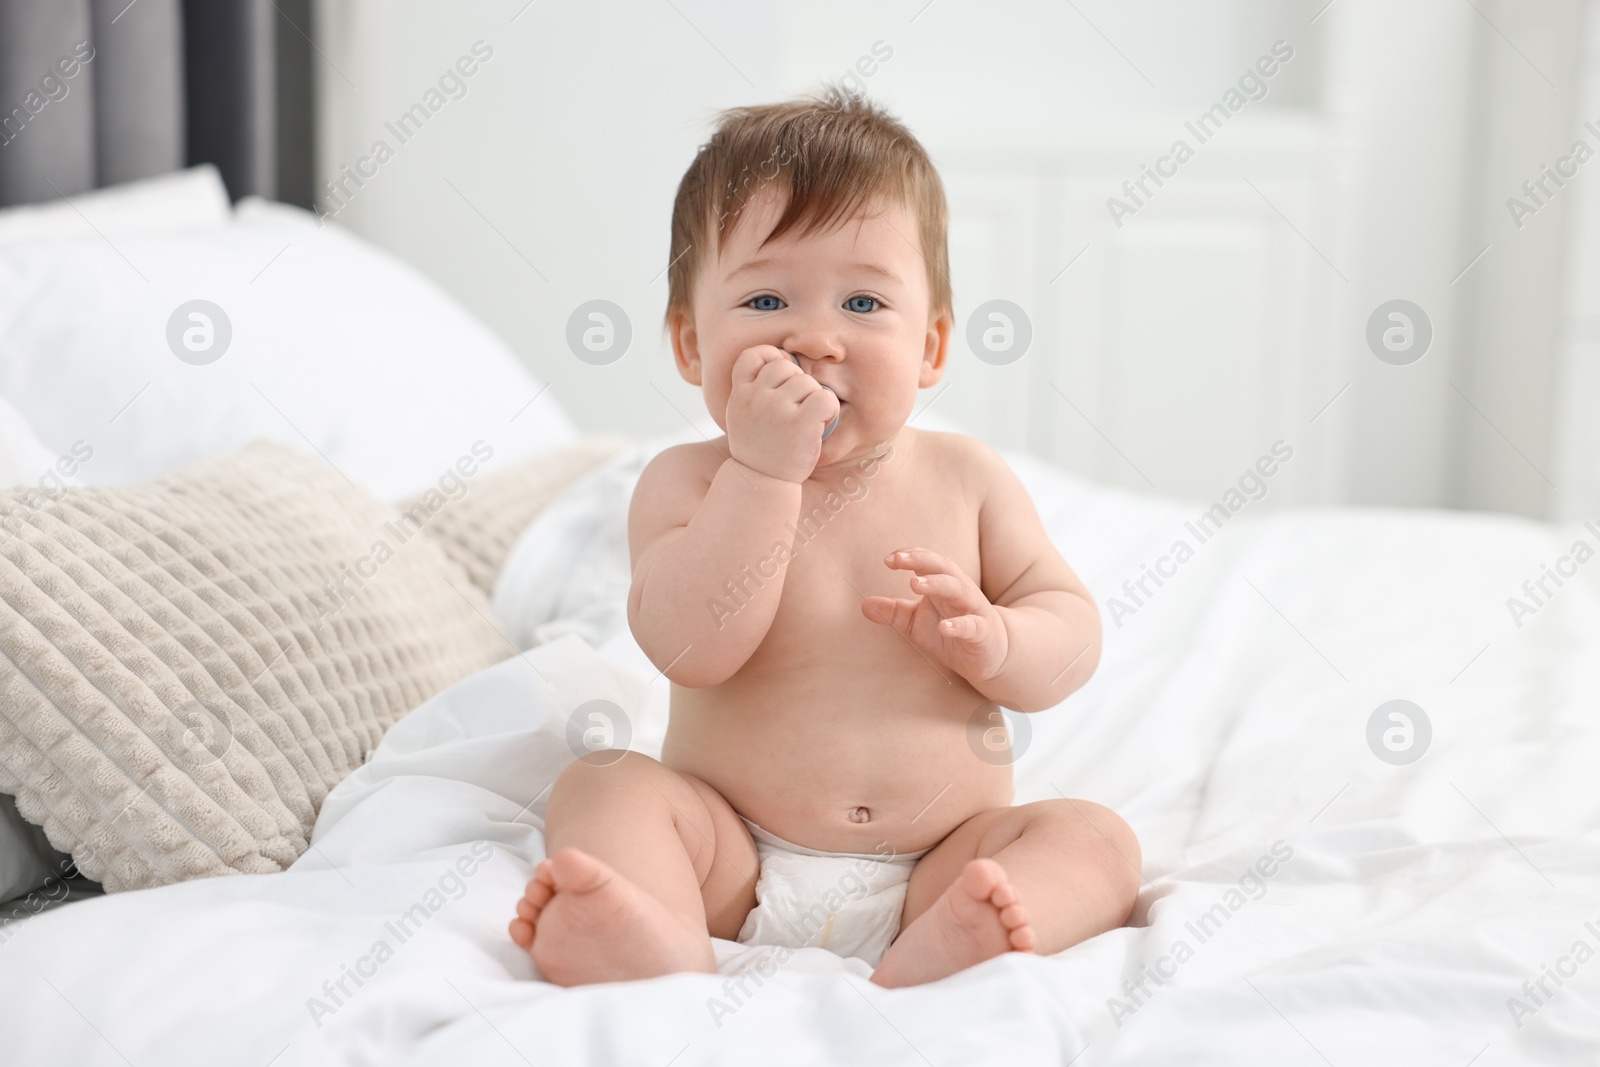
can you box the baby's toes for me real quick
[961,858,1006,897]
[989,879,1020,909]
[524,872,556,908]
[1007,921,1037,952]
[509,867,558,949]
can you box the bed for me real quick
[0,412,1596,1064]
[2,5,1598,1066]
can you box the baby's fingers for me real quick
[734,345,797,387]
[860,595,918,634]
[884,547,962,578]
[908,572,988,618]
[938,613,991,643]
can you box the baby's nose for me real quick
[782,333,844,363]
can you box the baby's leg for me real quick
[871,799,1140,988]
[508,751,759,986]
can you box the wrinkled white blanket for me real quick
[1,441,1597,1066]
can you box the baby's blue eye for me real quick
[748,294,783,311]
[846,295,879,313]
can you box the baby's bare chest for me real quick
[740,473,981,655]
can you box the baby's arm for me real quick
[969,443,1101,711]
[626,346,838,687]
[626,448,799,685]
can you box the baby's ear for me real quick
[919,311,952,388]
[668,310,703,386]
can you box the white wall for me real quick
[1448,0,1588,518]
[313,0,1595,517]
[1553,4,1600,522]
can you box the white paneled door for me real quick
[932,115,1341,507]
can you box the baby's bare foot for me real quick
[507,847,714,986]
[870,858,1035,988]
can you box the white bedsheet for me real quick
[1,441,1597,1066]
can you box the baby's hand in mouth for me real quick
[788,352,841,441]
[724,344,842,482]
[859,548,1010,683]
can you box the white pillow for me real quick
[0,392,73,491]
[0,165,230,247]
[0,196,576,501]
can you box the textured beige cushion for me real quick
[402,437,627,596]
[0,441,510,892]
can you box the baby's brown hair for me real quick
[664,85,952,333]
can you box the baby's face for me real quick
[673,187,950,467]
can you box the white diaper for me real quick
[734,818,929,967]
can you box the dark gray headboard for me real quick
[0,0,312,208]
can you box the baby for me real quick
[510,88,1140,988]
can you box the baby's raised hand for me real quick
[724,345,840,483]
[861,548,1009,684]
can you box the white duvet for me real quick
[1,440,1597,1066]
